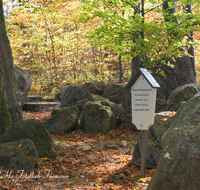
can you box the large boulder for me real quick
[44,106,80,133]
[101,101,125,118]
[147,93,200,190]
[60,85,94,108]
[153,55,196,100]
[122,89,131,110]
[15,66,32,106]
[0,119,56,159]
[0,139,39,172]
[55,84,83,101]
[81,101,118,134]
[133,112,175,168]
[83,81,106,95]
[103,84,125,104]
[120,109,138,131]
[161,84,199,111]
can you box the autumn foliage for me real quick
[4,0,132,97]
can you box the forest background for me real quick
[3,0,200,98]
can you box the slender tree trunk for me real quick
[119,55,123,84]
[131,1,142,75]
[0,0,23,124]
[131,56,141,75]
[186,3,196,83]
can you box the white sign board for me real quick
[131,74,157,130]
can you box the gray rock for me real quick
[55,85,69,101]
[44,106,79,133]
[23,102,60,112]
[167,83,199,101]
[103,84,125,104]
[83,81,106,95]
[0,119,56,159]
[122,89,131,110]
[60,85,94,108]
[156,98,168,113]
[26,96,44,102]
[81,101,118,134]
[0,139,39,172]
[82,144,91,151]
[147,92,200,190]
[120,109,138,131]
[120,140,128,147]
[55,84,83,101]
[76,100,88,111]
[153,55,196,100]
[15,66,32,106]
[109,85,125,104]
[101,101,125,117]
[133,112,175,168]
[107,145,118,149]
[161,85,199,111]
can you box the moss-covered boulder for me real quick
[0,119,56,159]
[101,101,124,118]
[83,81,106,95]
[119,109,138,131]
[44,106,79,133]
[0,139,39,171]
[81,101,118,134]
[102,84,125,104]
[161,85,199,111]
[133,112,174,168]
[121,89,132,110]
[60,85,94,108]
[147,93,200,190]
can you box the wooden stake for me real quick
[141,130,147,178]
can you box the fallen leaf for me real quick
[166,101,170,104]
[195,121,199,125]
[18,144,23,148]
[161,118,168,121]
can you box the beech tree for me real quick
[80,0,200,75]
[0,0,22,133]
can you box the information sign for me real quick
[131,75,157,130]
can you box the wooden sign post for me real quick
[126,68,160,177]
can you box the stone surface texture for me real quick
[147,93,200,190]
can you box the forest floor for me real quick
[0,109,156,190]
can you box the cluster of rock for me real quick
[1,55,200,189]
[45,83,127,134]
[0,119,56,171]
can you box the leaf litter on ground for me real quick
[0,110,156,190]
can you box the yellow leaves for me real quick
[18,144,23,148]
[163,111,176,117]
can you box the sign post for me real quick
[126,68,160,177]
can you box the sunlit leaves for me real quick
[80,0,200,73]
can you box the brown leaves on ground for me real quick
[0,111,156,190]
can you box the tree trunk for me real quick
[0,51,12,134]
[0,0,23,124]
[119,55,123,84]
[185,3,196,83]
[131,56,141,75]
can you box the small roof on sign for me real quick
[125,68,160,89]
